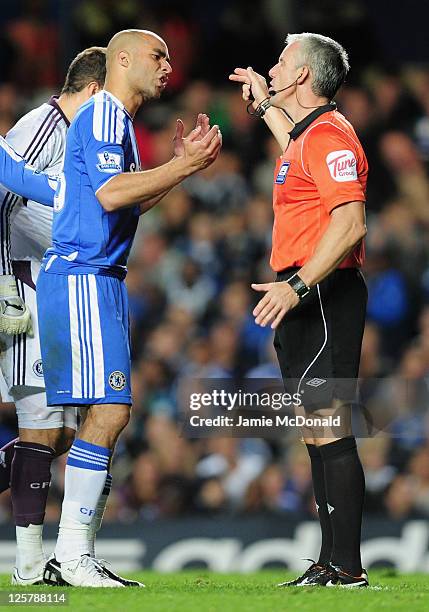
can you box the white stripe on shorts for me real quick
[68,276,82,398]
[77,276,88,398]
[88,275,105,398]
[68,274,105,400]
[81,276,93,397]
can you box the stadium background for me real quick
[1,0,429,572]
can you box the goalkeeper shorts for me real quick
[274,267,367,409]
[36,269,132,407]
[0,261,46,390]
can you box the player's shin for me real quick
[55,439,111,563]
[11,442,55,579]
[88,473,112,557]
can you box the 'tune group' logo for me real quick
[326,149,357,182]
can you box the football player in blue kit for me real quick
[37,29,222,587]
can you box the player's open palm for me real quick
[182,123,222,172]
[173,113,210,157]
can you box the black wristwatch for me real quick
[286,273,311,300]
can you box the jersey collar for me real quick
[288,102,337,140]
[102,90,133,120]
[48,96,70,127]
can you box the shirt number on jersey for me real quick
[275,161,290,184]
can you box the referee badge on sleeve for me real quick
[275,161,290,184]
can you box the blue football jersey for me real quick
[42,90,141,279]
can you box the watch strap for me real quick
[287,273,311,300]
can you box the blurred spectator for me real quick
[184,150,249,214]
[197,437,270,509]
[378,131,429,227]
[165,257,216,316]
[359,438,396,513]
[7,0,60,91]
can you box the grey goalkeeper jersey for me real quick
[0,96,69,271]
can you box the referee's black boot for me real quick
[325,563,369,588]
[277,559,336,587]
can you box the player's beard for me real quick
[141,83,162,102]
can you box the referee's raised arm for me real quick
[229,66,293,152]
[233,33,370,589]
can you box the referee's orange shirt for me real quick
[270,104,368,272]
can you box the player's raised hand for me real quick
[181,123,222,172]
[173,114,210,157]
[229,67,270,108]
[197,113,210,138]
[172,118,185,156]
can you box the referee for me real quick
[230,33,368,587]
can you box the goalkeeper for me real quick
[0,136,57,331]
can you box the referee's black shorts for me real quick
[274,267,367,409]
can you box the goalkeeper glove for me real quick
[0,275,33,335]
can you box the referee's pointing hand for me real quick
[251,281,299,329]
[229,66,270,107]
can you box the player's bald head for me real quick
[106,29,168,67]
[105,28,171,105]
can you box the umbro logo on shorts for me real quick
[109,370,126,391]
[306,378,326,387]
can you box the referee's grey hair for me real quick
[286,33,349,100]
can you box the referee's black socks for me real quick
[319,436,365,576]
[306,443,333,566]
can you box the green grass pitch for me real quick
[0,570,428,611]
